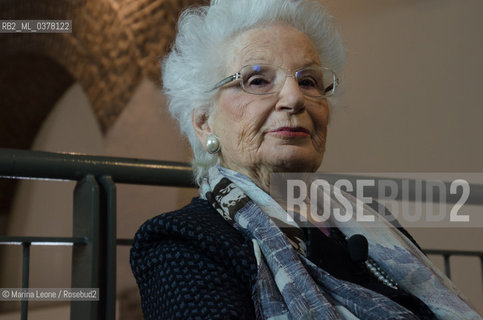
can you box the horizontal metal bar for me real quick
[2,148,483,204]
[424,248,483,257]
[0,236,88,245]
[0,148,196,187]
[4,237,482,258]
[117,237,483,260]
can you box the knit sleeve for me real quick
[130,200,257,320]
[131,238,256,319]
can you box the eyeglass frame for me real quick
[208,64,339,98]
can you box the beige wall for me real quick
[321,0,483,312]
[1,0,482,316]
[322,0,483,172]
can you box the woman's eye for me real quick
[298,78,317,88]
[247,76,271,87]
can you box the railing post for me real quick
[98,176,117,320]
[480,256,483,295]
[71,175,101,320]
[443,254,451,279]
[21,243,30,320]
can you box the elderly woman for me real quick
[131,0,482,319]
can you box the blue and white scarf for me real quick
[200,166,482,320]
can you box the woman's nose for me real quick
[275,76,305,113]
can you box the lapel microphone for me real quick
[346,234,368,263]
[346,234,399,289]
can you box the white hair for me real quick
[162,0,345,185]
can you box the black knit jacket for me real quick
[131,197,258,319]
[130,197,437,320]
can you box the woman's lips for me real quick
[268,126,310,137]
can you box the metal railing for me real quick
[0,148,194,320]
[424,249,483,281]
[0,147,482,319]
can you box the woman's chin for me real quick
[270,153,323,173]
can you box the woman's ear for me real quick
[192,109,212,149]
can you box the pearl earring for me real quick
[206,133,221,154]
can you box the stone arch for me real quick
[0,0,203,134]
[0,0,203,228]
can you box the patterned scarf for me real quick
[199,166,482,320]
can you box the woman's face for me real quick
[194,24,330,188]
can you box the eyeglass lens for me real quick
[239,65,335,97]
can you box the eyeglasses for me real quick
[209,64,339,98]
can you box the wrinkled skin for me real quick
[193,24,329,191]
